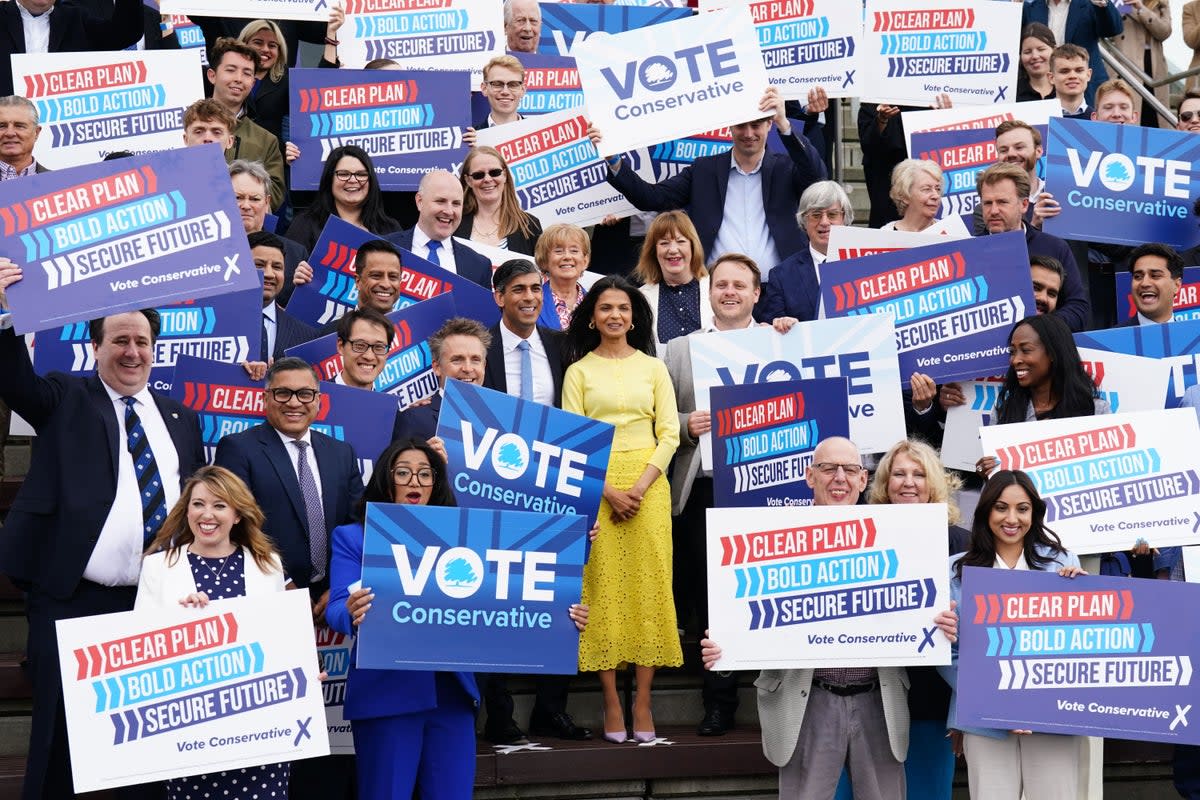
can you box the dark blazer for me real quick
[975,225,1091,332]
[387,228,494,289]
[858,103,921,229]
[607,130,826,264]
[277,236,308,308]
[455,211,542,258]
[1023,0,1123,104]
[391,391,441,444]
[0,0,143,96]
[1119,315,1145,327]
[284,210,403,258]
[214,423,363,589]
[756,244,820,323]
[482,324,565,406]
[271,302,319,359]
[246,71,289,149]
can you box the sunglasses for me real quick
[468,168,504,180]
[1181,111,1200,123]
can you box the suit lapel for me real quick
[47,2,68,51]
[86,377,122,481]
[257,425,308,525]
[538,326,564,402]
[3,3,25,54]
[485,330,507,394]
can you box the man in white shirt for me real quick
[333,307,394,390]
[388,170,494,289]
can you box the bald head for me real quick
[415,169,464,242]
[805,437,867,506]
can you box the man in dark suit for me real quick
[391,317,490,444]
[600,86,826,285]
[70,0,179,49]
[231,160,308,307]
[1024,0,1122,105]
[387,170,494,289]
[251,231,317,359]
[0,0,143,96]
[1121,242,1182,326]
[0,96,48,178]
[0,267,204,798]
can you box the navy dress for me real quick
[165,550,290,800]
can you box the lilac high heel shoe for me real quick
[603,712,627,743]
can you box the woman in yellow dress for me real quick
[562,274,682,743]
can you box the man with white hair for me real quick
[504,0,541,53]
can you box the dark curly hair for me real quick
[562,275,656,364]
[356,438,456,520]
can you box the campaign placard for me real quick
[289,68,470,191]
[573,7,770,158]
[159,0,331,20]
[901,99,1062,155]
[34,286,261,394]
[689,315,906,468]
[978,409,1200,554]
[940,378,1004,472]
[394,245,499,326]
[957,567,1200,744]
[1043,118,1200,249]
[706,504,952,670]
[436,380,615,527]
[1,147,260,334]
[56,590,328,792]
[825,224,968,263]
[1074,319,1200,407]
[518,53,583,116]
[860,0,1020,107]
[818,230,1032,385]
[314,628,354,754]
[710,377,850,508]
[699,0,860,99]
[11,50,202,169]
[475,109,638,227]
[339,0,504,70]
[284,293,454,409]
[630,128,732,182]
[1114,267,1200,324]
[355,503,587,673]
[168,355,400,474]
[537,3,693,56]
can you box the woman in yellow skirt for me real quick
[562,274,682,743]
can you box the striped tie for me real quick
[292,440,327,582]
[122,397,167,543]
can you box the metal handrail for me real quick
[1098,39,1177,125]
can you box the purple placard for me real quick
[284,293,455,409]
[470,53,582,122]
[1113,267,1200,324]
[1,146,260,334]
[290,68,470,191]
[709,377,849,508]
[169,354,400,474]
[32,285,262,394]
[957,566,1200,744]
[818,230,1033,386]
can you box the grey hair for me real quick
[0,95,38,125]
[228,159,273,197]
[796,180,854,226]
[503,0,539,25]
[889,159,943,215]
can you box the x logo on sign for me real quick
[994,86,1008,102]
[294,717,312,746]
[917,626,937,652]
[1173,705,1192,731]
[843,70,856,89]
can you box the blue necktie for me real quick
[517,339,534,401]
[123,397,167,543]
[427,239,442,267]
[292,440,327,582]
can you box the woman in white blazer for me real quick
[634,211,713,347]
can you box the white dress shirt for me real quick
[412,226,459,275]
[262,301,278,359]
[710,152,780,282]
[499,322,554,406]
[1047,0,1070,50]
[17,2,52,55]
[277,428,324,507]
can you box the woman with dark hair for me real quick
[942,471,1086,798]
[1017,23,1056,102]
[633,211,710,345]
[456,145,542,255]
[562,275,681,743]
[327,439,586,796]
[137,466,291,798]
[284,145,402,253]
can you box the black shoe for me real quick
[485,721,529,745]
[529,711,593,740]
[697,707,735,737]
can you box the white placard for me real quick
[901,99,1062,155]
[941,378,1003,472]
[315,628,354,754]
[825,224,968,262]
[57,590,329,792]
[978,408,1200,554]
[339,0,504,71]
[1183,546,1200,582]
[707,503,952,670]
[159,0,330,20]
[574,7,770,157]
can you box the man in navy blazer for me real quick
[1120,242,1182,326]
[602,86,827,284]
[0,0,144,96]
[391,317,491,444]
[1023,0,1123,104]
[0,278,204,797]
[252,231,318,359]
[387,170,493,289]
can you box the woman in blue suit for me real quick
[328,439,588,798]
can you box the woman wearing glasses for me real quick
[328,439,587,797]
[536,223,592,330]
[456,146,542,255]
[284,145,402,253]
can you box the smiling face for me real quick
[432,334,486,386]
[253,244,285,306]
[886,451,930,504]
[93,312,154,396]
[355,250,402,314]
[207,50,256,111]
[708,259,759,329]
[1130,254,1180,323]
[1093,89,1137,125]
[995,128,1041,175]
[263,367,319,437]
[1021,36,1053,79]
[232,172,269,233]
[505,0,541,52]
[464,151,506,207]
[415,171,464,242]
[495,271,543,336]
[655,228,693,286]
[1050,56,1091,102]
[480,64,526,117]
[337,318,391,390]
[989,483,1033,552]
[803,204,845,253]
[592,288,633,343]
[187,481,240,554]
[1030,264,1061,315]
[730,118,771,162]
[391,449,434,505]
[806,437,867,506]
[0,104,39,167]
[1178,97,1200,133]
[544,233,588,284]
[246,27,280,74]
[1008,323,1051,390]
[331,155,370,211]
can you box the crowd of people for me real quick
[0,0,1199,798]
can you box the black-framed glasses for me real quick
[334,170,370,183]
[268,387,319,404]
[345,339,389,356]
[485,80,524,91]
[393,467,435,486]
[468,168,504,181]
[812,462,865,476]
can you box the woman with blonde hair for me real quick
[456,145,542,255]
[881,159,946,233]
[633,211,711,345]
[536,223,591,330]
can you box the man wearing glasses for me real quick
[332,307,395,390]
[464,55,527,147]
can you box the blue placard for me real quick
[33,285,262,394]
[356,503,587,673]
[710,377,849,508]
[1043,118,1200,249]
[1113,267,1200,324]
[284,293,455,408]
[819,230,1032,385]
[471,53,582,121]
[0,146,260,334]
[436,380,614,528]
[957,567,1200,744]
[169,355,400,474]
[290,68,470,191]
[538,3,692,55]
[1074,319,1200,407]
[394,245,499,327]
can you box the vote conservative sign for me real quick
[355,504,587,673]
[314,628,353,754]
[900,99,1062,155]
[56,591,328,792]
[706,504,952,670]
[0,146,260,334]
[957,567,1200,744]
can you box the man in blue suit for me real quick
[387,170,493,289]
[1023,0,1123,104]
[391,317,491,444]
[600,86,827,285]
[251,231,317,359]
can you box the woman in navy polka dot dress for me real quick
[137,466,292,799]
